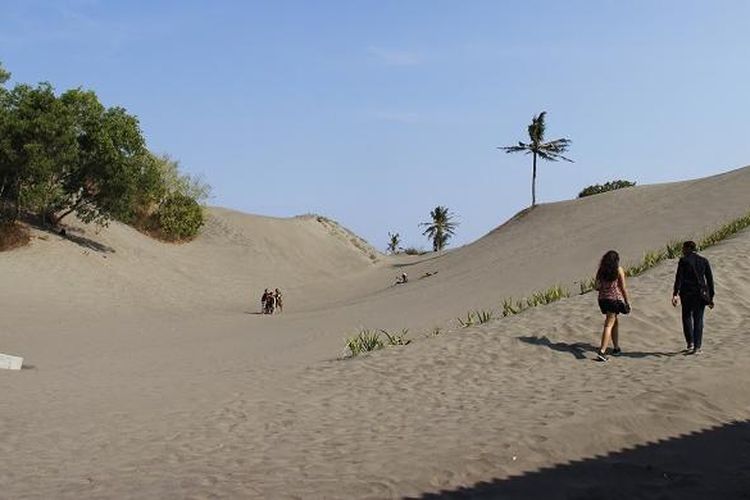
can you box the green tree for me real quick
[0,63,9,85]
[387,231,401,254]
[499,111,573,207]
[420,205,458,252]
[0,62,208,242]
[52,88,147,225]
[0,82,77,223]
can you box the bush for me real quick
[402,247,427,255]
[0,222,30,251]
[578,180,636,198]
[156,194,204,240]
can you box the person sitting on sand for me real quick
[594,250,631,362]
[672,240,714,355]
[274,288,283,314]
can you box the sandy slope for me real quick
[1,166,749,498]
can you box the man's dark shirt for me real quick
[673,252,715,299]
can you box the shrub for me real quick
[402,246,427,255]
[156,194,204,240]
[0,222,30,251]
[578,180,636,198]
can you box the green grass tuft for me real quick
[379,328,411,346]
[345,329,384,357]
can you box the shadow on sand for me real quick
[517,335,682,360]
[411,419,750,499]
[24,215,115,254]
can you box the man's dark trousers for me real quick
[681,293,705,349]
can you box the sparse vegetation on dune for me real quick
[345,329,384,357]
[457,309,494,328]
[575,210,750,293]
[501,284,571,317]
[345,210,750,358]
[578,180,636,198]
[344,328,411,357]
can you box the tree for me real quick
[0,61,208,242]
[420,205,458,252]
[499,111,573,207]
[52,88,147,225]
[0,82,77,223]
[387,231,401,254]
[0,63,9,85]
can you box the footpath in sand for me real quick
[1,167,749,498]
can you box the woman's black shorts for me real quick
[598,299,628,315]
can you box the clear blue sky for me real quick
[2,0,749,250]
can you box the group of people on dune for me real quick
[261,288,283,314]
[594,240,714,362]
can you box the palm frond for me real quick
[528,111,547,144]
[498,144,528,154]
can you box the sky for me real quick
[2,0,749,250]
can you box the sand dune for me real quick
[1,166,749,498]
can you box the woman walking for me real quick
[595,250,631,362]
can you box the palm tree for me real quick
[387,231,401,254]
[499,111,573,207]
[420,205,458,252]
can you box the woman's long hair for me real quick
[596,250,620,283]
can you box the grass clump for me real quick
[501,298,526,317]
[345,329,384,357]
[456,311,477,328]
[501,284,571,318]
[476,309,494,324]
[578,277,597,295]
[344,327,412,357]
[698,213,750,250]
[379,328,411,346]
[579,211,750,294]
[457,309,495,328]
[526,284,570,307]
[426,326,443,337]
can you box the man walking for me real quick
[672,241,715,354]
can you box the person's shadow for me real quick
[517,335,682,360]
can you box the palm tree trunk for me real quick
[531,152,537,207]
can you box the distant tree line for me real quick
[578,180,635,198]
[0,61,209,243]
